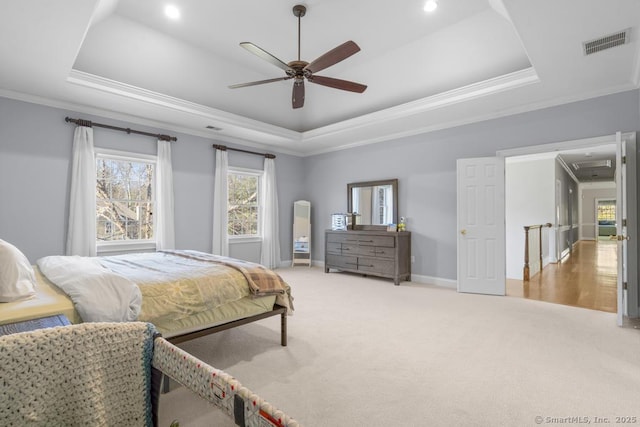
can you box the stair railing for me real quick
[523,223,553,281]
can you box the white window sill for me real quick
[229,236,263,244]
[97,240,157,255]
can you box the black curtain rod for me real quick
[213,144,276,159]
[65,117,177,142]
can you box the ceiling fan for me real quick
[229,4,367,109]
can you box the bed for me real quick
[0,244,293,346]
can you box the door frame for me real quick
[496,132,636,322]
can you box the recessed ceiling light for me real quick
[424,0,438,13]
[165,5,180,20]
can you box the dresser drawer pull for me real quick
[359,240,374,243]
[342,247,351,251]
[345,262,358,266]
[361,264,375,268]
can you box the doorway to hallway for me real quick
[507,240,617,312]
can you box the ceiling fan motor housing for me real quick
[293,5,306,18]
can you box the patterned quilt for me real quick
[38,251,293,325]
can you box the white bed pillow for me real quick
[0,239,37,302]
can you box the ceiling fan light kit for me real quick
[229,4,367,109]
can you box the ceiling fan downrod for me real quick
[293,5,306,62]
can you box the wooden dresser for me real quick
[324,229,411,285]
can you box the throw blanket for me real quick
[36,255,141,322]
[0,322,157,426]
[163,250,294,314]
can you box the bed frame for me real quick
[161,304,287,393]
[166,304,288,346]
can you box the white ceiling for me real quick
[1,0,639,155]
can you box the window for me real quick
[95,149,156,247]
[377,187,386,224]
[597,200,616,222]
[227,168,261,238]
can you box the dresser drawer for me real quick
[326,254,358,270]
[353,235,395,247]
[326,242,343,255]
[327,233,395,248]
[356,245,394,258]
[357,256,395,275]
[340,243,359,255]
[326,233,350,244]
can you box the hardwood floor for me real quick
[506,240,617,313]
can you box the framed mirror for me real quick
[347,179,398,230]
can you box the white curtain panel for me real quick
[66,126,97,256]
[156,139,175,250]
[260,157,281,268]
[212,149,229,256]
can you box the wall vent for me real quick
[583,29,630,55]
[572,159,611,170]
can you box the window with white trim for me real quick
[95,149,156,248]
[227,167,262,238]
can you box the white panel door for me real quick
[457,157,505,295]
[615,132,627,325]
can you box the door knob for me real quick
[460,229,467,235]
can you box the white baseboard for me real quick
[409,273,457,289]
[280,261,458,289]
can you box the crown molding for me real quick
[0,87,305,157]
[302,67,540,143]
[66,69,301,144]
[3,67,635,158]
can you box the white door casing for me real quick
[615,132,627,325]
[457,157,506,295]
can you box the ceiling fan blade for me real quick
[304,40,361,74]
[307,75,367,93]
[229,76,291,89]
[240,42,292,72]
[292,80,305,109]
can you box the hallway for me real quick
[507,240,617,313]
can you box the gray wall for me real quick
[0,96,306,263]
[305,90,640,281]
[555,158,580,257]
[2,90,640,316]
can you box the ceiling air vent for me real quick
[572,159,611,170]
[583,29,630,55]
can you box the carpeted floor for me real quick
[159,266,640,427]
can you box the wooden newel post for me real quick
[523,226,531,281]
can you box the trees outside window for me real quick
[228,169,261,237]
[96,152,155,242]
